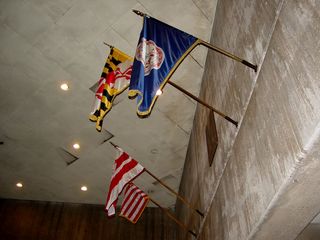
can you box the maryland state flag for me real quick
[89,48,133,131]
[128,16,200,117]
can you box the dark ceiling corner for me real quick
[56,147,79,166]
[89,81,99,93]
[100,129,114,145]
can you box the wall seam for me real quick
[247,120,320,240]
[195,0,286,238]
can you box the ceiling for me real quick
[0,0,216,208]
[312,212,320,224]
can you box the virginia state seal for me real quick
[135,38,165,76]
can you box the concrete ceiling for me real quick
[312,212,320,224]
[0,0,216,208]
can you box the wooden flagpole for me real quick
[102,42,237,127]
[132,9,258,72]
[131,10,242,127]
[109,142,204,218]
[110,141,121,150]
[167,80,238,127]
[103,42,114,48]
[149,197,197,238]
[144,169,204,218]
[199,41,257,72]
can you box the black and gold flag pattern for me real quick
[89,48,133,131]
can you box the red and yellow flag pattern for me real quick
[90,48,133,131]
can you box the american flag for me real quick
[105,148,144,217]
[119,182,149,224]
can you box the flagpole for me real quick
[144,169,204,218]
[132,9,258,72]
[199,40,258,72]
[102,42,237,127]
[108,142,204,218]
[167,80,238,127]
[109,141,121,150]
[149,197,197,238]
[103,42,114,49]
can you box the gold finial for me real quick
[132,9,146,17]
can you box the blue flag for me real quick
[129,16,200,117]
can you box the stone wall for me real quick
[177,0,320,239]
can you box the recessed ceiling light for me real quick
[81,186,87,191]
[73,143,80,149]
[60,83,69,91]
[16,182,23,188]
[156,89,162,96]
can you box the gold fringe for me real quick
[128,39,201,117]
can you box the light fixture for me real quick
[156,89,163,96]
[60,83,69,91]
[73,143,80,149]
[16,182,23,188]
[81,186,88,191]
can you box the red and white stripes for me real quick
[119,182,149,223]
[105,149,144,217]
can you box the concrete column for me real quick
[177,0,320,239]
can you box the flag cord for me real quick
[144,169,204,218]
[132,9,258,72]
[149,197,197,238]
[167,80,238,127]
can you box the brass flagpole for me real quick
[103,42,114,48]
[199,40,257,71]
[167,80,238,127]
[102,43,238,127]
[149,197,197,238]
[109,142,204,218]
[131,10,245,127]
[132,9,258,72]
[144,168,204,217]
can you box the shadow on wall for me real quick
[296,224,320,240]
